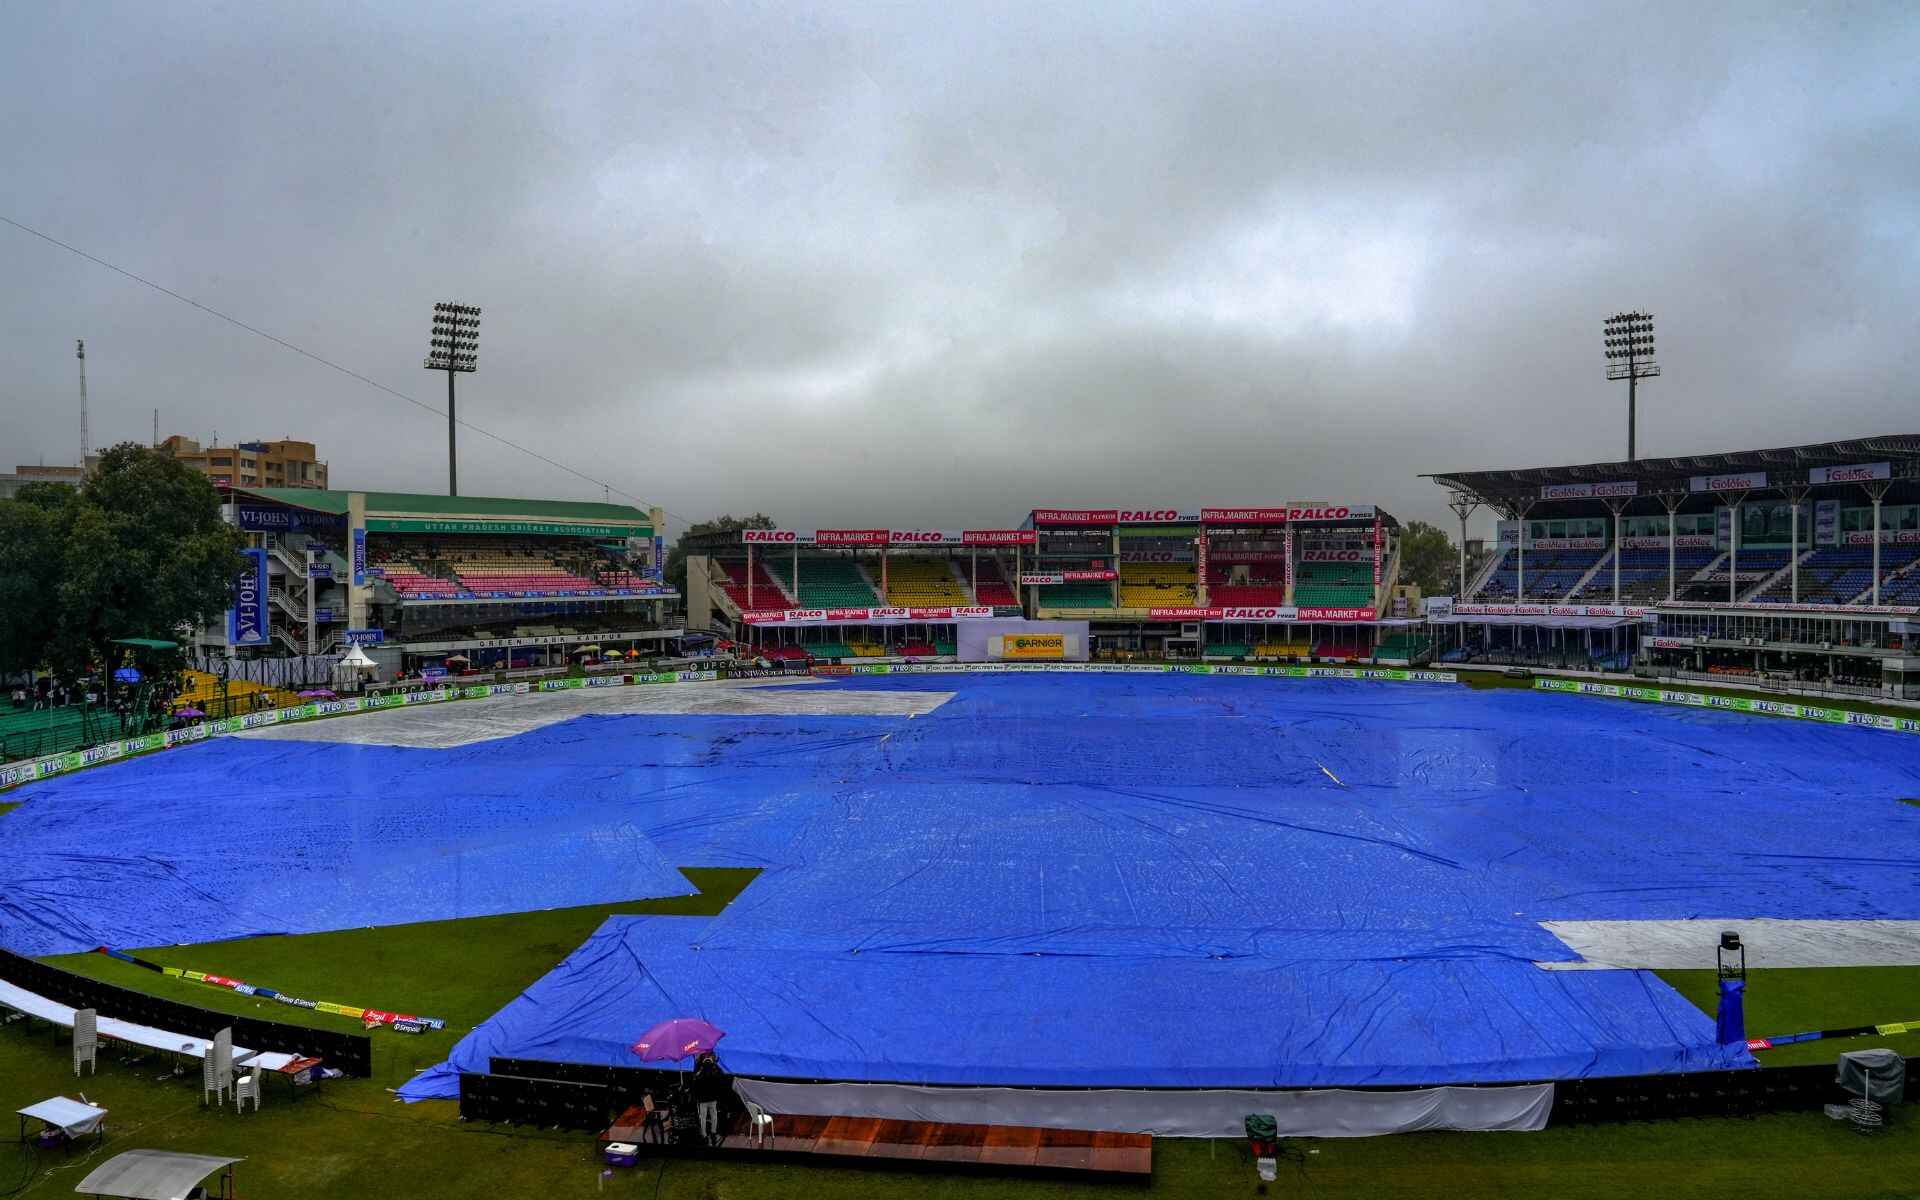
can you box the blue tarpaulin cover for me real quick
[7,673,1918,1092]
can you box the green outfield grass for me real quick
[4,866,1918,1199]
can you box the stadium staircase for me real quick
[1567,550,1614,601]
[1860,546,1920,605]
[1739,549,1817,603]
[1465,549,1506,600]
[717,559,796,614]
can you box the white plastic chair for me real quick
[743,1099,773,1148]
[233,1072,262,1114]
[73,1008,97,1077]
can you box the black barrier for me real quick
[459,1071,613,1130]
[463,1053,1916,1131]
[0,947,373,1077]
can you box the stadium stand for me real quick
[1474,548,1607,601]
[1294,560,1374,607]
[967,559,1019,607]
[1677,548,1793,602]
[1039,582,1114,608]
[1375,633,1433,660]
[1569,547,1719,603]
[1204,641,1252,659]
[884,557,970,607]
[764,557,879,607]
[1206,564,1286,607]
[441,539,602,596]
[1118,563,1198,608]
[717,559,795,612]
[173,670,302,716]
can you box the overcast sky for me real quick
[3,2,1916,537]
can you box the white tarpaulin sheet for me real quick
[1538,919,1920,970]
[732,1078,1554,1138]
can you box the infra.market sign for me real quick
[364,518,647,538]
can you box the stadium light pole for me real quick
[425,302,482,496]
[1603,312,1659,461]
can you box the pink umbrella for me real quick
[631,1017,725,1063]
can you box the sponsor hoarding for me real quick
[1287,503,1377,521]
[961,529,1035,546]
[889,529,962,545]
[1000,634,1066,660]
[1809,462,1889,485]
[1032,509,1119,526]
[228,548,268,646]
[814,529,890,547]
[1844,529,1920,545]
[1620,535,1715,549]
[351,528,367,587]
[1690,471,1767,493]
[236,504,345,532]
[1539,481,1640,500]
[1301,549,1363,562]
[741,529,801,544]
[1117,509,1197,524]
[1201,507,1290,525]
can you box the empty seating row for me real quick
[763,557,879,607]
[884,558,970,606]
[1118,563,1197,608]
[1295,560,1374,607]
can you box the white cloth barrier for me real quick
[731,1078,1555,1138]
[0,979,294,1072]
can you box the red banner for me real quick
[1116,508,1196,524]
[1284,523,1295,593]
[1287,503,1376,521]
[1298,606,1377,621]
[741,606,1001,624]
[1201,507,1289,525]
[1033,509,1119,526]
[1150,607,1222,620]
[814,529,890,547]
[742,529,800,543]
[962,529,1036,545]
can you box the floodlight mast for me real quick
[424,302,482,496]
[1603,311,1659,461]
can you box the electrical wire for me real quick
[0,214,699,533]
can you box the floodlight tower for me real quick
[1603,312,1659,461]
[424,302,482,496]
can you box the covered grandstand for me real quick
[1427,435,1920,691]
[210,488,677,678]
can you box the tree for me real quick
[0,482,78,676]
[1397,520,1458,596]
[0,444,245,681]
[665,513,777,599]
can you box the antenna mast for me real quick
[76,339,89,468]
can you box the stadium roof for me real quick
[1426,434,1920,507]
[230,487,652,523]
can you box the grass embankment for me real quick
[5,865,1918,1199]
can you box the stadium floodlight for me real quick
[424,301,483,496]
[1603,311,1660,461]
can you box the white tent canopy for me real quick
[74,1150,241,1199]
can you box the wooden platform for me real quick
[702,1113,1152,1178]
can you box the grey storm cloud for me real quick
[3,0,1917,537]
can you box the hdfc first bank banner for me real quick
[229,548,269,646]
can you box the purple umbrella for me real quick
[175,707,205,718]
[298,688,336,699]
[631,1017,725,1063]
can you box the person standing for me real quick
[691,1052,730,1146]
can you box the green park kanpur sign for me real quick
[364,518,648,537]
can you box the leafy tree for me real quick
[1397,520,1458,596]
[0,444,245,681]
[665,513,776,599]
[0,482,78,676]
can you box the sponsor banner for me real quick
[1119,550,1195,563]
[1809,462,1889,485]
[1298,606,1377,621]
[1620,535,1716,549]
[742,529,803,544]
[1200,507,1290,525]
[1150,607,1222,620]
[1195,532,1209,600]
[364,518,642,537]
[1527,537,1608,551]
[889,529,962,545]
[344,628,385,645]
[740,606,999,624]
[1372,513,1383,594]
[1302,549,1363,562]
[1691,471,1767,493]
[235,504,346,532]
[1117,509,1197,524]
[1844,529,1920,545]
[228,548,269,646]
[1648,637,1694,649]
[814,528,890,547]
[1660,599,1920,616]
[1284,523,1295,591]
[1020,570,1114,584]
[308,562,332,579]
[1220,606,1297,622]
[1451,602,1654,617]
[1002,634,1066,660]
[1033,509,1119,526]
[1534,678,1903,731]
[1815,499,1840,547]
[1210,549,1289,564]
[961,529,1036,546]
[1287,503,1377,522]
[351,528,367,587]
[1540,480,1640,500]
